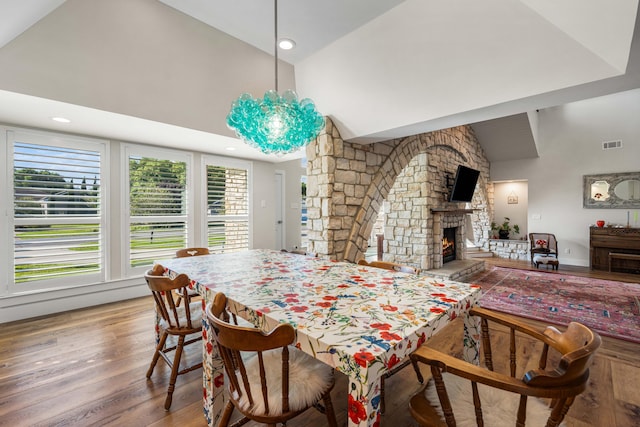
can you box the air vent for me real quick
[602,140,622,150]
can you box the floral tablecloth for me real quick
[158,249,482,427]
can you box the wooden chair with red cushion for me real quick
[529,233,558,266]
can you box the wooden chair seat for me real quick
[234,346,334,416]
[206,292,337,426]
[145,264,203,410]
[409,307,601,427]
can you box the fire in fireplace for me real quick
[442,227,456,263]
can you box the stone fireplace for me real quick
[305,119,492,277]
[431,209,470,269]
[442,227,456,263]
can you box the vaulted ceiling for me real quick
[0,0,639,162]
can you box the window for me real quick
[9,130,105,290]
[205,158,251,253]
[126,146,191,272]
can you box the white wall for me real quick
[0,0,295,140]
[0,127,298,323]
[490,88,640,266]
[248,159,305,251]
[492,181,528,239]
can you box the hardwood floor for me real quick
[1,259,638,426]
[482,256,640,284]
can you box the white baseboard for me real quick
[0,279,149,324]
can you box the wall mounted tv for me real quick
[449,165,480,202]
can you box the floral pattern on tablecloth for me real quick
[158,249,482,427]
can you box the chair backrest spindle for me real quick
[409,306,601,427]
[206,293,337,426]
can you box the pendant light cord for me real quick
[274,0,279,92]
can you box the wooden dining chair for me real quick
[280,248,319,257]
[357,258,423,413]
[358,258,421,275]
[145,264,203,410]
[206,292,338,427]
[174,247,210,306]
[176,247,210,258]
[409,307,601,427]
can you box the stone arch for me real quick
[306,119,490,267]
[343,129,491,265]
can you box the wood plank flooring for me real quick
[1,259,638,426]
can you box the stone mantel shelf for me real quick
[431,209,476,214]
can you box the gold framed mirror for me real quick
[583,172,640,208]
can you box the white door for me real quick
[275,171,285,250]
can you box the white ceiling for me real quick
[157,0,407,65]
[0,0,639,163]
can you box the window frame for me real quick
[5,128,109,295]
[122,144,194,277]
[201,155,252,253]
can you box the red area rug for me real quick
[468,267,640,344]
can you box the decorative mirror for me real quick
[583,172,640,208]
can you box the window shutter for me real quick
[128,156,187,267]
[13,141,102,284]
[207,165,249,253]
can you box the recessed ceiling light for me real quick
[278,39,296,50]
[51,117,71,123]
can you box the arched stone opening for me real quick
[306,118,491,270]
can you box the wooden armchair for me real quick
[145,264,203,410]
[357,258,423,413]
[409,307,601,427]
[206,293,337,427]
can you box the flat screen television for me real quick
[448,165,480,202]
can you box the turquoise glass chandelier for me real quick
[226,0,324,155]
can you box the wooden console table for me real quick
[590,226,640,273]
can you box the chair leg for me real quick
[322,391,338,427]
[380,377,386,414]
[218,401,236,427]
[147,332,168,378]
[164,335,186,410]
[411,357,425,384]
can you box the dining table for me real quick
[157,249,482,427]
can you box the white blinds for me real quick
[206,165,249,253]
[128,156,187,267]
[13,140,103,284]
